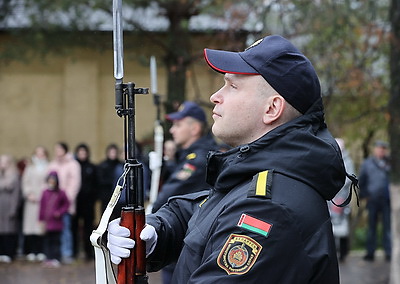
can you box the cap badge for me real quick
[245,38,263,51]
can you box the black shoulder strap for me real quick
[247,170,274,199]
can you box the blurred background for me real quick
[0,0,399,283]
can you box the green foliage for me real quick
[0,0,14,24]
[257,0,391,163]
[352,225,367,250]
[0,0,393,151]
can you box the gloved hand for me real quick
[140,224,158,257]
[107,218,135,265]
[107,218,158,265]
[149,151,162,171]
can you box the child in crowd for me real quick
[39,171,69,268]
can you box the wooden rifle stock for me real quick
[117,207,146,284]
[118,208,135,284]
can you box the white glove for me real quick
[107,218,158,265]
[149,151,162,171]
[140,224,158,257]
[107,218,135,265]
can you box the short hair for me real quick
[281,101,302,122]
[56,142,69,153]
[75,143,90,156]
[186,116,208,137]
[257,76,302,124]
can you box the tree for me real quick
[267,1,390,156]
[389,0,400,282]
[1,0,261,112]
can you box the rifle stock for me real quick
[117,208,135,284]
[117,207,146,284]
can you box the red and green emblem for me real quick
[237,214,272,238]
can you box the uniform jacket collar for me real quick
[206,105,345,200]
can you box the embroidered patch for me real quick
[186,153,197,160]
[175,163,196,180]
[217,234,262,275]
[237,214,272,238]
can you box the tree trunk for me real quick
[164,6,192,113]
[389,0,400,283]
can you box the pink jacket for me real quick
[48,153,81,214]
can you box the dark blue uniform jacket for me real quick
[152,134,218,213]
[146,104,346,283]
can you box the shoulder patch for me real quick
[186,153,197,160]
[237,214,272,238]
[175,163,197,180]
[247,170,273,199]
[217,234,262,275]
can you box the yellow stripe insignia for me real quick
[255,170,269,196]
[186,153,197,160]
[248,169,273,199]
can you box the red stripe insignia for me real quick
[237,214,272,238]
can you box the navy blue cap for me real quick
[204,35,321,114]
[374,140,388,148]
[166,101,206,123]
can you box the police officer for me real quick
[107,35,348,283]
[152,101,218,213]
[151,101,218,283]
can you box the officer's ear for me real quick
[189,119,203,137]
[262,95,285,125]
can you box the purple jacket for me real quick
[39,189,70,232]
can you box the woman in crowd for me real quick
[21,146,49,261]
[0,154,21,263]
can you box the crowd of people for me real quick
[0,100,228,273]
[0,141,153,268]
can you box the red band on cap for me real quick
[204,49,259,76]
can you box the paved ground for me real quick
[0,251,390,284]
[339,251,390,284]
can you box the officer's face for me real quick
[169,117,200,149]
[210,73,274,147]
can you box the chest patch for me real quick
[175,163,196,180]
[217,234,262,275]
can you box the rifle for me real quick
[90,0,148,283]
[146,56,164,214]
[113,0,148,283]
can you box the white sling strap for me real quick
[90,165,130,284]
